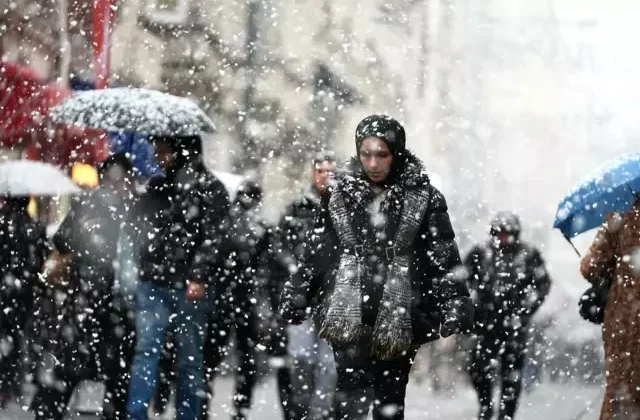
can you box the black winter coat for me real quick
[43,189,132,384]
[267,192,321,312]
[54,189,127,293]
[464,241,551,330]
[133,160,230,288]
[215,204,271,312]
[280,153,472,346]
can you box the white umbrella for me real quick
[0,160,81,196]
[50,87,216,136]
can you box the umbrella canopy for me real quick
[554,151,640,238]
[0,61,73,147]
[0,160,82,197]
[50,87,216,136]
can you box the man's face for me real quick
[492,232,515,247]
[154,141,175,171]
[312,160,336,195]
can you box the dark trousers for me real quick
[268,322,294,420]
[0,290,30,398]
[31,306,135,420]
[203,304,259,420]
[276,366,293,420]
[332,342,418,420]
[469,327,527,420]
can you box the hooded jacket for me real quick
[464,240,551,329]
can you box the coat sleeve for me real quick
[522,247,551,317]
[463,246,483,292]
[52,195,82,255]
[422,187,473,328]
[273,203,302,273]
[188,176,231,285]
[279,191,338,323]
[580,212,620,283]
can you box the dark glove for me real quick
[440,319,461,338]
[440,297,474,337]
[278,287,309,325]
[281,307,307,325]
[578,277,611,325]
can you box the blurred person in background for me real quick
[465,211,551,420]
[126,135,229,420]
[31,153,136,420]
[0,195,48,407]
[280,115,473,420]
[273,151,337,420]
[201,179,270,420]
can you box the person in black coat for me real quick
[202,180,269,420]
[271,152,338,420]
[279,115,473,420]
[126,135,230,420]
[0,196,48,406]
[31,153,136,420]
[464,211,551,420]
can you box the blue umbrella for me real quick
[110,131,161,179]
[554,151,640,244]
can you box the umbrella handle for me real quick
[563,234,582,258]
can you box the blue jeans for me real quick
[127,282,209,420]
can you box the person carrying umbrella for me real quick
[126,135,230,420]
[0,195,48,407]
[464,211,551,420]
[555,151,640,420]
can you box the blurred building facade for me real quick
[109,0,434,219]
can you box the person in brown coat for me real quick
[580,198,640,420]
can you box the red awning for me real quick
[0,61,108,165]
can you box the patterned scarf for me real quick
[319,152,431,360]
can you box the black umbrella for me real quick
[50,87,216,136]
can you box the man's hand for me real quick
[186,281,206,301]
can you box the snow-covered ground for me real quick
[1,376,603,420]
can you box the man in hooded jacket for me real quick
[465,212,551,420]
[126,135,230,420]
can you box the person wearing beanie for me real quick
[464,211,551,420]
[279,115,473,420]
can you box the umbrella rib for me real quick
[626,183,636,196]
